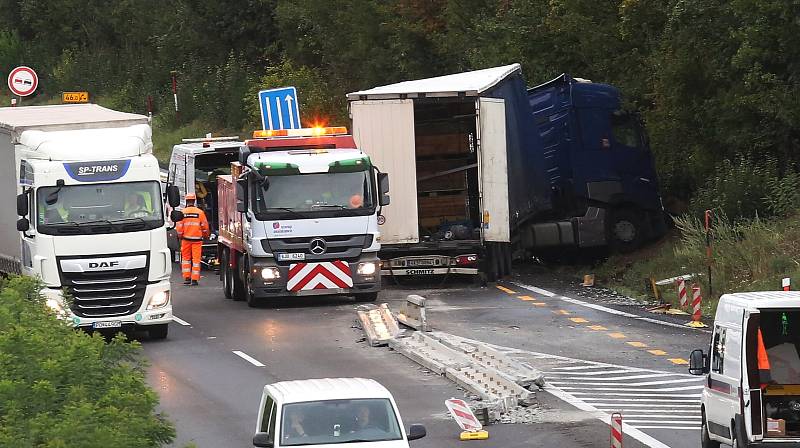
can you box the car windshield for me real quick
[254,171,373,214]
[281,398,402,446]
[37,181,163,230]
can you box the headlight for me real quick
[357,262,377,275]
[147,291,170,310]
[261,267,280,280]
[46,298,65,315]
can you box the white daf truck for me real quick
[0,104,179,339]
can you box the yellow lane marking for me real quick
[517,295,537,301]
[607,333,626,339]
[569,317,588,323]
[627,341,648,348]
[531,302,547,307]
[588,325,608,331]
[555,310,571,315]
[669,358,689,365]
[496,285,517,295]
[648,349,668,356]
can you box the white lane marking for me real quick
[570,392,700,398]
[172,316,191,326]
[626,420,700,425]
[549,378,702,386]
[544,386,671,448]
[623,413,700,417]
[548,369,639,376]
[591,403,698,408]
[550,365,612,371]
[510,281,710,332]
[232,350,266,367]
[558,386,704,392]
[548,373,678,381]
[633,426,698,430]
[582,398,700,403]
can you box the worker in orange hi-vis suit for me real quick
[176,193,210,286]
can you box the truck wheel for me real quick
[354,292,378,302]
[483,244,499,283]
[221,250,233,300]
[701,412,720,448]
[148,324,169,340]
[245,274,260,308]
[231,255,246,301]
[608,209,644,253]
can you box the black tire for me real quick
[221,250,233,300]
[701,412,720,448]
[732,416,749,448]
[243,259,259,308]
[148,324,169,340]
[608,208,644,253]
[231,254,246,301]
[482,244,498,283]
[354,292,378,302]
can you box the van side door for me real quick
[706,325,738,442]
[742,311,764,442]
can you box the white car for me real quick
[253,378,427,447]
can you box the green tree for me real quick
[0,276,175,448]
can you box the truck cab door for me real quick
[351,99,419,244]
[742,311,764,442]
[476,98,510,243]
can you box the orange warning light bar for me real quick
[252,126,348,139]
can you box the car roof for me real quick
[719,291,800,310]
[265,378,393,404]
[172,140,243,155]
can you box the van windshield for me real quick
[280,398,402,446]
[760,311,800,385]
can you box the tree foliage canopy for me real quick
[2,0,800,212]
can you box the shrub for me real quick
[0,276,175,448]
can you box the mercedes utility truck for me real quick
[0,104,176,339]
[217,127,389,307]
[348,64,666,281]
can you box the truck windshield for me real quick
[254,171,374,218]
[36,181,164,235]
[280,398,402,446]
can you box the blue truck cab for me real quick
[528,74,666,251]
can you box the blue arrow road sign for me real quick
[258,87,301,130]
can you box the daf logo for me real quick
[88,261,119,269]
[309,238,327,255]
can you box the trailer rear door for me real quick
[351,100,419,244]
[477,98,510,243]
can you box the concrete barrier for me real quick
[396,294,428,331]
[357,303,401,346]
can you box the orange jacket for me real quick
[177,206,210,241]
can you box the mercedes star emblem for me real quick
[309,238,327,255]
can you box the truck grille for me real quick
[60,268,148,318]
[263,235,368,262]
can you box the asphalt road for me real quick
[143,266,709,448]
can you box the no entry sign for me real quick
[7,66,38,97]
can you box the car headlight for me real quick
[357,262,377,275]
[261,267,280,280]
[45,298,65,315]
[147,291,170,310]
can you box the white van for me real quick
[253,378,426,448]
[689,291,800,447]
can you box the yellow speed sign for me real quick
[62,91,89,103]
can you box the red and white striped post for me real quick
[610,412,623,448]
[783,278,791,291]
[677,278,688,308]
[686,284,708,328]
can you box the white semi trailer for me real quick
[0,104,177,339]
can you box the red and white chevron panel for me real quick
[445,398,482,431]
[287,261,353,292]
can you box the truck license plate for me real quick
[278,253,305,261]
[92,321,122,329]
[407,258,435,267]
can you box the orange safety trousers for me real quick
[181,240,203,281]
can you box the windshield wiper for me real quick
[47,221,80,227]
[264,207,305,219]
[80,219,115,226]
[310,204,359,215]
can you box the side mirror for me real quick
[17,192,28,216]
[407,423,426,441]
[252,432,273,447]
[16,218,30,232]
[378,172,390,206]
[239,146,252,166]
[166,185,181,208]
[688,349,708,375]
[170,210,184,222]
[236,177,248,213]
